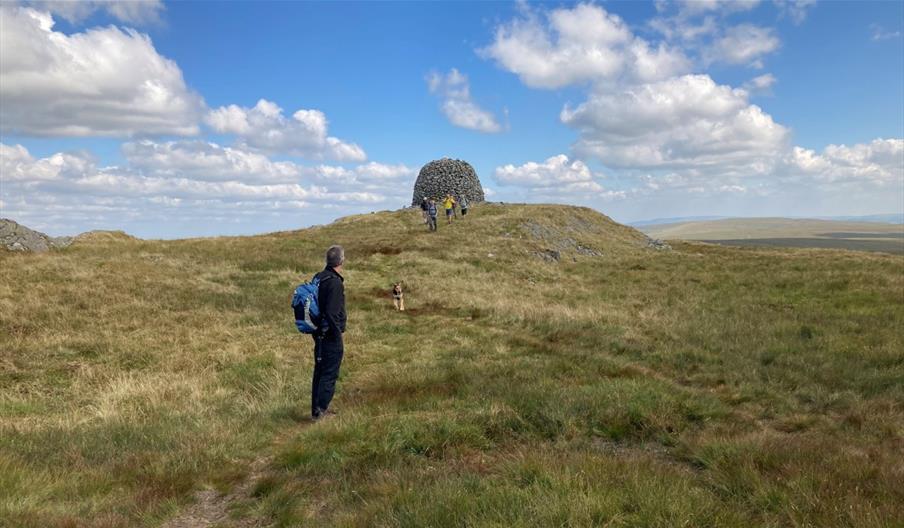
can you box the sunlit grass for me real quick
[1,204,902,527]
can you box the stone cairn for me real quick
[411,158,485,206]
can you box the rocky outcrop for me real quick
[411,158,485,206]
[1,219,72,252]
[646,238,672,251]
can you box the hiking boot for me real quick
[313,408,338,421]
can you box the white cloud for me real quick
[651,3,790,70]
[666,0,761,17]
[648,15,718,42]
[426,69,503,133]
[870,24,902,42]
[492,154,631,203]
[0,142,416,236]
[650,0,760,44]
[481,3,689,88]
[205,99,366,162]
[26,0,165,25]
[0,6,203,137]
[787,139,904,185]
[704,24,780,67]
[122,140,304,183]
[774,0,816,25]
[561,74,789,174]
[0,143,94,181]
[496,154,596,186]
[744,73,777,94]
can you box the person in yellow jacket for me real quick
[443,194,456,224]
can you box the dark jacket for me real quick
[427,202,438,217]
[315,266,346,338]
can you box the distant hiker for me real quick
[443,194,456,224]
[392,282,404,311]
[459,196,469,218]
[426,198,438,231]
[311,245,347,420]
[419,197,429,224]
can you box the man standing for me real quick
[419,196,429,224]
[443,194,456,224]
[312,245,347,420]
[426,198,438,232]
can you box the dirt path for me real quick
[161,420,316,528]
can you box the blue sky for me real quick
[1,0,902,238]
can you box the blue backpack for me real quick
[292,275,323,334]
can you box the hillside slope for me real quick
[1,204,902,527]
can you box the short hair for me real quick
[326,245,345,268]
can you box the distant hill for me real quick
[629,215,731,227]
[632,213,904,227]
[639,217,904,254]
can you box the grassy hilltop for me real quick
[1,204,902,527]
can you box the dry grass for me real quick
[1,203,902,527]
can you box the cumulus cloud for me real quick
[205,99,366,161]
[426,69,503,133]
[492,154,632,203]
[481,3,689,88]
[122,140,304,183]
[0,142,414,236]
[496,154,597,187]
[25,0,165,25]
[651,2,790,70]
[650,0,760,46]
[704,24,780,68]
[0,6,203,137]
[561,74,789,174]
[480,3,798,198]
[314,161,415,185]
[0,143,94,181]
[787,139,904,185]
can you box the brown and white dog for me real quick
[392,282,405,311]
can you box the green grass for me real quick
[1,204,902,527]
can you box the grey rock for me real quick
[646,238,671,251]
[536,249,561,262]
[411,158,485,206]
[0,218,72,252]
[522,220,603,261]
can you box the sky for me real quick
[1,0,902,239]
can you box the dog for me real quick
[392,282,405,311]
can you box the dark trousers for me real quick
[311,334,344,416]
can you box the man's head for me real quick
[326,245,345,270]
